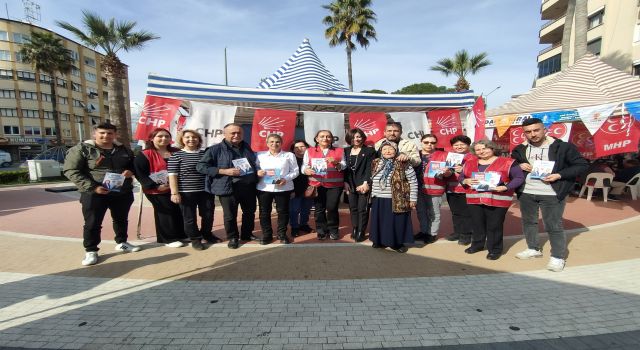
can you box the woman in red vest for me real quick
[416,134,450,244]
[460,139,524,260]
[134,128,187,247]
[444,135,475,245]
[302,130,346,240]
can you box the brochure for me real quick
[445,152,465,167]
[311,158,327,176]
[232,158,254,176]
[427,161,447,177]
[148,170,168,185]
[471,171,501,192]
[103,172,125,192]
[263,168,282,184]
[530,160,555,180]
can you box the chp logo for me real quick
[139,103,175,128]
[257,116,285,137]
[353,118,380,138]
[546,123,568,139]
[435,112,459,135]
[598,115,634,136]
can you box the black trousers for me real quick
[218,184,257,240]
[468,204,508,254]
[257,190,291,239]
[347,191,370,232]
[80,191,134,252]
[179,191,215,241]
[314,186,343,234]
[446,192,473,236]
[145,193,187,244]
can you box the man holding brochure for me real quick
[511,118,588,272]
[63,122,139,266]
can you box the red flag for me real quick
[348,112,387,146]
[492,127,511,155]
[508,126,525,153]
[593,116,640,158]
[428,109,463,151]
[251,109,297,152]
[472,97,486,141]
[569,122,596,160]
[134,95,183,140]
[546,122,572,142]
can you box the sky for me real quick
[5,0,545,109]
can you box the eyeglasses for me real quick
[422,141,437,145]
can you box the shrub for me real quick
[0,170,29,185]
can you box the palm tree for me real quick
[322,0,377,92]
[430,50,491,92]
[573,0,588,59]
[57,11,159,147]
[560,0,576,70]
[19,31,73,146]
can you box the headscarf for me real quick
[379,141,399,186]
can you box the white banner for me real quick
[388,112,430,149]
[576,102,619,135]
[484,127,494,140]
[183,102,237,147]
[303,112,346,147]
[463,109,476,142]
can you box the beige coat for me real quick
[374,138,421,167]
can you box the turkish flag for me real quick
[508,126,525,152]
[134,95,183,141]
[349,112,387,146]
[593,115,640,158]
[546,122,572,142]
[569,122,596,160]
[472,97,486,142]
[428,109,463,151]
[251,109,297,152]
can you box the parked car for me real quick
[0,150,12,167]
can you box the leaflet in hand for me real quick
[471,171,501,192]
[263,168,282,184]
[311,158,327,176]
[148,170,168,185]
[530,160,555,180]
[445,152,465,167]
[427,161,447,177]
[103,172,125,192]
[232,158,254,176]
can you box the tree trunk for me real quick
[106,68,131,148]
[346,45,353,92]
[573,0,588,59]
[560,0,576,70]
[49,77,63,145]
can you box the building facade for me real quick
[0,18,130,162]
[537,0,640,86]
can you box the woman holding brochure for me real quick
[343,128,376,242]
[302,130,346,241]
[255,134,299,244]
[134,128,187,247]
[444,135,475,245]
[460,139,524,260]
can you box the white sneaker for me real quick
[547,257,566,272]
[165,241,185,248]
[515,248,543,260]
[82,252,98,266]
[115,242,141,253]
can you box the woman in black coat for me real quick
[344,128,376,242]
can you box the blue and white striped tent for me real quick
[258,39,349,92]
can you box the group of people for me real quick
[64,117,588,272]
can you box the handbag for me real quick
[304,185,318,198]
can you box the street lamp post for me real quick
[484,85,501,108]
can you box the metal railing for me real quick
[540,15,565,31]
[539,42,562,55]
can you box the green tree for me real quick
[392,83,454,94]
[322,0,377,92]
[57,11,159,146]
[430,50,491,92]
[19,31,73,146]
[560,0,576,70]
[361,89,387,94]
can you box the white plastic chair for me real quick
[623,173,640,200]
[578,173,614,202]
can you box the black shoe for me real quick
[393,246,408,253]
[204,235,222,244]
[317,231,327,240]
[486,252,501,260]
[299,225,313,233]
[291,228,300,237]
[330,232,340,240]
[458,235,472,246]
[240,234,259,242]
[260,236,273,245]
[465,246,484,254]
[445,233,460,241]
[350,227,357,240]
[191,240,205,251]
[607,195,620,202]
[414,232,427,241]
[424,235,438,244]
[279,236,291,244]
[354,231,366,242]
[227,238,239,249]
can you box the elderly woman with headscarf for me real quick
[368,141,418,253]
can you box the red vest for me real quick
[307,147,344,188]
[463,156,515,208]
[422,151,448,196]
[142,149,169,195]
[447,153,475,193]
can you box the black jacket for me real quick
[196,140,257,195]
[511,138,588,200]
[343,145,376,191]
[292,156,309,197]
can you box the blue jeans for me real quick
[519,193,567,259]
[289,196,313,228]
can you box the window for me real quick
[91,117,101,125]
[56,78,67,88]
[19,91,37,100]
[75,115,84,123]
[24,126,41,135]
[16,71,36,81]
[60,113,70,121]
[0,89,15,98]
[71,66,81,77]
[22,109,39,118]
[63,129,71,137]
[0,31,8,41]
[84,57,96,67]
[588,10,604,29]
[634,23,640,43]
[0,69,13,79]
[633,62,640,77]
[0,50,11,61]
[3,125,19,135]
[41,93,53,102]
[12,33,30,44]
[14,51,26,63]
[538,53,561,79]
[87,87,98,98]
[39,74,51,83]
[45,127,57,136]
[102,91,108,99]
[43,111,53,119]
[0,108,18,117]
[73,99,84,108]
[102,78,108,86]
[69,50,79,61]
[587,38,602,56]
[58,97,68,105]
[72,82,81,92]
[85,72,97,82]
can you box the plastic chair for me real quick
[578,173,614,202]
[623,173,640,200]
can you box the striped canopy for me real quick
[258,39,349,91]
[487,54,640,117]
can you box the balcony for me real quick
[538,43,562,62]
[541,0,569,20]
[540,15,565,44]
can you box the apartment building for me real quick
[0,18,130,162]
[537,0,640,86]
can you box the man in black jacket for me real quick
[511,118,588,272]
